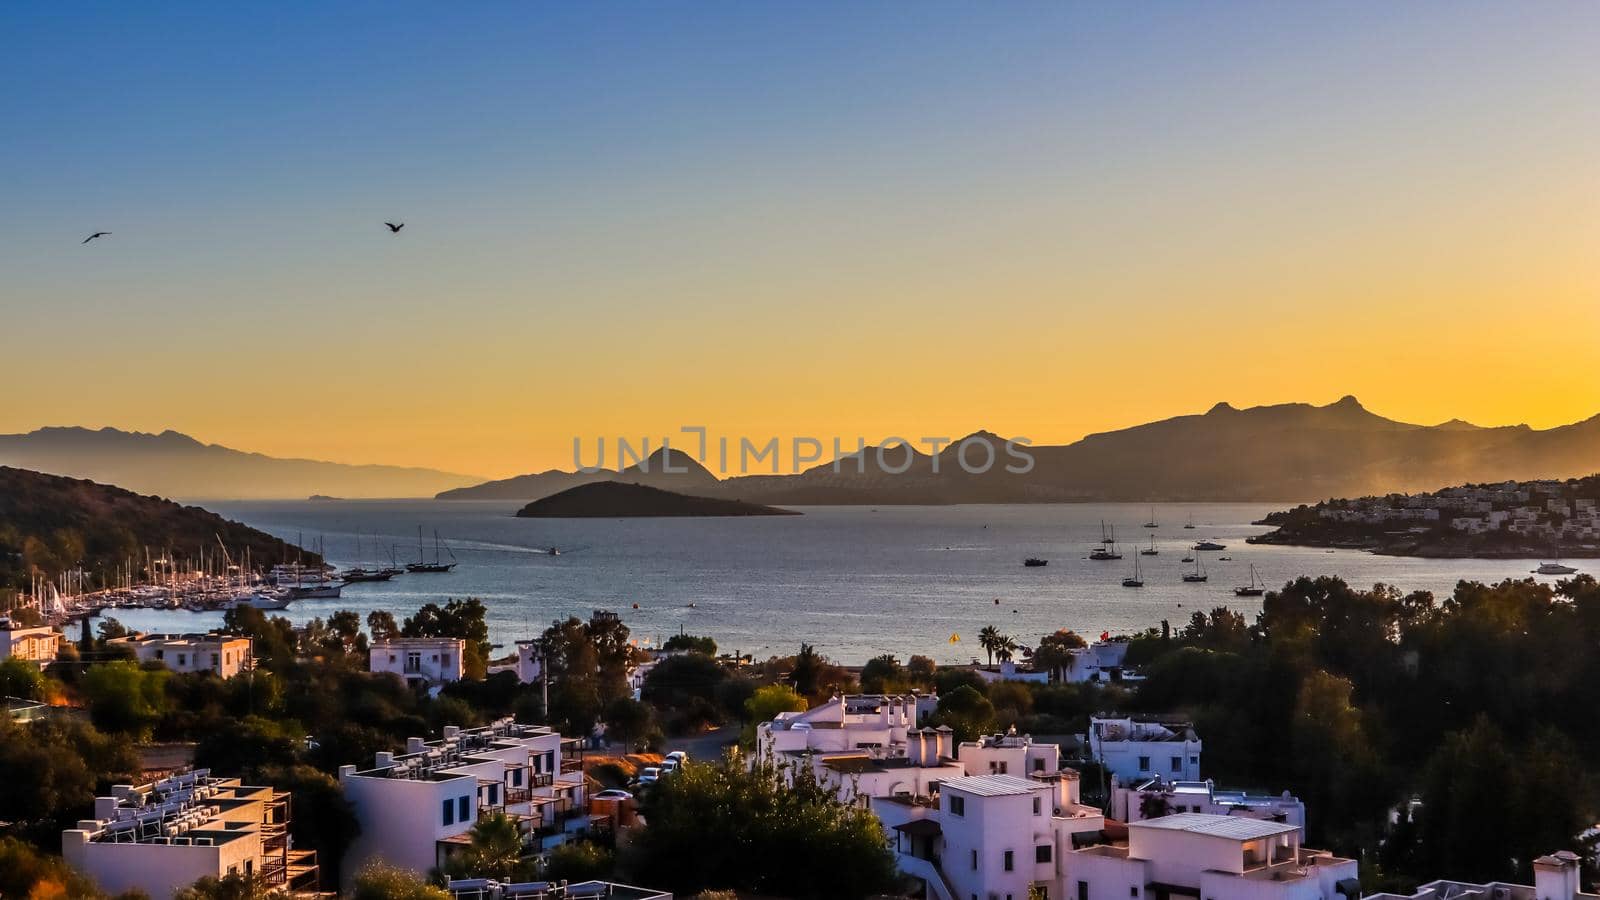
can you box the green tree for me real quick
[442,811,529,881]
[173,873,286,899]
[926,685,996,743]
[858,654,904,693]
[0,655,48,699]
[1032,629,1087,682]
[790,643,823,696]
[635,757,895,898]
[349,863,449,900]
[604,697,657,748]
[365,609,400,641]
[663,633,717,655]
[742,683,808,746]
[544,840,615,882]
[403,598,492,678]
[82,660,168,737]
[0,836,112,899]
[977,625,1001,666]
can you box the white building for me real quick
[370,637,467,685]
[108,632,253,678]
[61,769,319,898]
[975,641,1137,686]
[1364,850,1595,899]
[1067,813,1358,900]
[444,877,671,899]
[338,719,591,889]
[872,772,1107,900]
[1088,715,1202,782]
[756,693,939,761]
[1110,777,1306,836]
[0,617,61,664]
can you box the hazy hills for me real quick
[0,426,481,500]
[439,447,716,500]
[515,481,800,518]
[0,466,315,588]
[445,397,1600,504]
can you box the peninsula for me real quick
[514,481,800,518]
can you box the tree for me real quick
[0,655,48,700]
[905,654,937,689]
[0,836,111,899]
[82,660,168,737]
[977,626,1001,666]
[604,697,657,749]
[366,609,399,641]
[1032,630,1087,682]
[742,683,808,746]
[663,633,717,655]
[349,863,449,900]
[858,654,904,693]
[402,598,491,678]
[790,643,823,696]
[173,873,287,899]
[442,811,529,881]
[926,685,996,743]
[0,716,137,834]
[635,755,896,898]
[544,841,615,882]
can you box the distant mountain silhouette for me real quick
[448,397,1600,504]
[0,427,481,500]
[515,480,799,518]
[439,446,716,500]
[0,466,316,587]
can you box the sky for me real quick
[2,2,1597,478]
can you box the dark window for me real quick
[950,795,965,816]
[971,849,977,870]
[1171,756,1181,772]
[1036,845,1052,863]
[1077,883,1088,900]
[458,796,469,821]
[1033,757,1045,772]
[1033,796,1042,815]
[1004,850,1014,872]
[442,799,454,826]
[1131,888,1139,897]
[1138,755,1150,770]
[512,769,522,787]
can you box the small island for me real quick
[1249,475,1600,558]
[515,480,801,518]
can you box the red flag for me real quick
[1100,631,1109,642]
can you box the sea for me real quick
[87,500,1580,665]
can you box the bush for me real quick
[544,841,615,882]
[349,863,449,900]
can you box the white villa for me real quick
[370,636,467,685]
[1087,715,1202,783]
[337,719,591,889]
[61,769,319,898]
[1363,850,1596,900]
[871,771,1107,900]
[1111,776,1306,836]
[108,632,254,678]
[1067,813,1359,900]
[0,617,61,664]
[976,641,1138,686]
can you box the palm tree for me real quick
[460,811,523,880]
[995,636,1018,663]
[977,626,1001,665]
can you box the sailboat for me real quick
[1233,564,1265,597]
[1141,535,1159,556]
[1184,512,1196,530]
[1121,553,1144,588]
[342,532,396,582]
[1089,520,1122,560]
[1182,552,1208,582]
[1143,507,1158,528]
[407,528,458,573]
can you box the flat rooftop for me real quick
[1131,812,1299,841]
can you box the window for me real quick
[512,768,523,787]
[1191,755,1199,765]
[458,796,469,821]
[1130,888,1139,897]
[1170,756,1181,773]
[949,795,965,816]
[970,849,977,870]
[1033,757,1045,772]
[1138,755,1150,771]
[155,649,165,660]
[1004,850,1014,872]
[211,654,220,668]
[177,654,187,667]
[1077,883,1088,900]
[442,799,454,826]
[1036,844,1052,863]
[1033,796,1042,815]
[488,784,499,805]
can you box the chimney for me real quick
[909,729,926,766]
[1054,770,1082,808]
[375,751,395,768]
[94,797,118,820]
[933,725,952,763]
[1533,851,1581,900]
[406,737,427,753]
[338,765,356,780]
[443,725,461,740]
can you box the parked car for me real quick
[593,789,634,801]
[660,758,680,775]
[636,766,662,786]
[665,750,689,764]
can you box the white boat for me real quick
[1122,553,1144,588]
[1534,562,1579,575]
[228,591,292,610]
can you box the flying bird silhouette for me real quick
[385,222,404,233]
[82,232,111,244]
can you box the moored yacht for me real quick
[1534,562,1579,575]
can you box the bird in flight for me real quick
[82,232,111,244]
[385,222,404,233]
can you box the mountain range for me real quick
[0,427,481,500]
[441,396,1600,504]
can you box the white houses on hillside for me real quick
[1067,813,1358,900]
[1363,850,1596,900]
[871,771,1106,900]
[756,692,939,760]
[337,719,591,890]
[1111,776,1306,836]
[61,770,319,898]
[0,617,60,664]
[108,632,253,678]
[974,640,1138,686]
[369,637,467,685]
[1088,714,1202,782]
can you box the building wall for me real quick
[0,626,61,663]
[370,640,466,684]
[64,834,258,898]
[341,772,475,886]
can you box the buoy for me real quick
[631,603,639,609]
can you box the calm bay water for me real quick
[93,501,1581,664]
